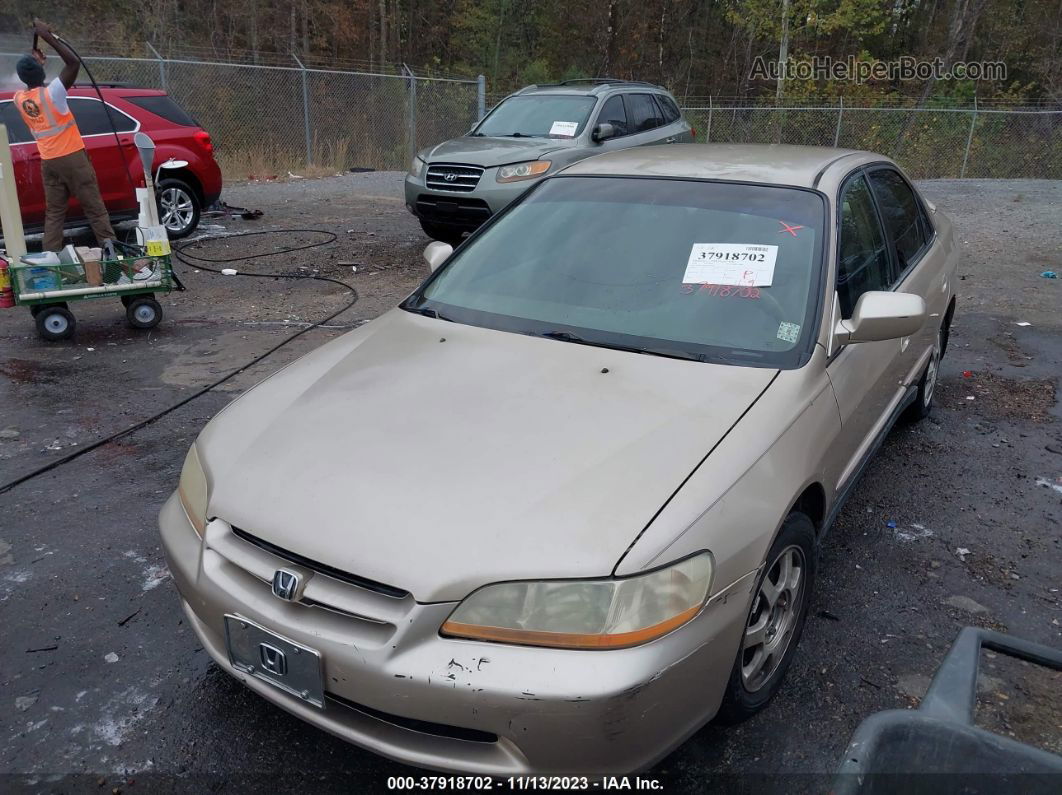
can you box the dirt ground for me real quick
[1,173,1060,792]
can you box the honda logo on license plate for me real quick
[258,642,287,676]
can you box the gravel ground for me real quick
[1,174,1059,792]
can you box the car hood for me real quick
[422,136,576,168]
[199,310,777,602]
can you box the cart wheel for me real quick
[36,306,76,341]
[126,297,163,329]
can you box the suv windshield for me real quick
[406,177,825,368]
[474,95,597,138]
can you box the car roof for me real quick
[515,80,670,98]
[560,143,892,189]
[0,86,167,100]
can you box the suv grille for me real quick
[426,164,483,192]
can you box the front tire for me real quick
[36,305,76,341]
[157,178,201,239]
[905,328,942,422]
[126,296,163,329]
[717,512,816,724]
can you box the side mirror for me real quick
[834,291,926,347]
[423,241,453,272]
[591,123,615,143]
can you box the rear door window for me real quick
[868,169,929,273]
[125,95,198,127]
[597,95,629,137]
[657,95,682,124]
[625,93,665,133]
[68,98,137,135]
[837,174,892,318]
[0,100,33,143]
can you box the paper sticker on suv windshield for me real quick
[777,322,801,343]
[549,121,579,137]
[682,244,778,287]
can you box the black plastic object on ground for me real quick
[835,626,1062,794]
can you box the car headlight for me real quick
[496,160,551,183]
[409,156,426,179]
[441,552,712,649]
[178,444,208,537]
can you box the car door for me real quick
[588,94,637,154]
[825,170,908,490]
[0,99,47,226]
[67,97,140,216]
[866,166,942,383]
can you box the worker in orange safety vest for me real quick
[14,18,116,252]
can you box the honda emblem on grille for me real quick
[258,643,287,676]
[271,569,301,601]
[444,172,458,182]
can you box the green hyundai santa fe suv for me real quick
[405,78,694,244]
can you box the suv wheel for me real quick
[419,219,466,247]
[157,178,201,239]
[716,512,816,724]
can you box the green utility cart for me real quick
[9,253,174,341]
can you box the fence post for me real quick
[960,96,978,178]
[403,65,418,166]
[706,95,713,143]
[146,42,166,92]
[477,75,486,120]
[834,96,844,147]
[293,55,312,166]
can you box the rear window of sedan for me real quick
[411,176,826,369]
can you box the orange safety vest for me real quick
[13,85,84,160]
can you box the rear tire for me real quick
[126,296,163,329]
[157,178,201,239]
[716,512,816,724]
[36,306,76,341]
[418,219,466,246]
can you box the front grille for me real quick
[415,195,492,226]
[326,692,498,743]
[232,527,407,599]
[425,163,483,192]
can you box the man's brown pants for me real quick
[41,149,115,252]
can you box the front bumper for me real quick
[403,169,539,230]
[159,492,750,775]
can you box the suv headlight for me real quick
[178,444,208,537]
[496,160,551,183]
[441,552,712,649]
[409,156,426,179]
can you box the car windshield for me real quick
[474,95,597,138]
[406,176,826,368]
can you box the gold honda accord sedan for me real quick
[160,144,956,775]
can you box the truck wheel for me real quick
[418,219,466,246]
[716,511,816,724]
[126,297,163,329]
[36,306,76,341]
[157,178,201,239]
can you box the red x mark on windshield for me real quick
[778,221,804,237]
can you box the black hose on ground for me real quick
[0,229,358,496]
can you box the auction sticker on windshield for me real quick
[683,243,778,287]
[549,121,579,137]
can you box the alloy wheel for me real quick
[741,545,806,692]
[160,186,195,233]
[923,332,941,408]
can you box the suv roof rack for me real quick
[516,78,663,95]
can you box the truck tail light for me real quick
[194,130,214,155]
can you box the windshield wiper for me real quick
[537,330,705,362]
[501,132,536,138]
[408,306,455,322]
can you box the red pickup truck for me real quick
[1,85,222,239]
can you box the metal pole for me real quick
[477,74,486,120]
[960,96,977,178]
[404,65,417,166]
[706,95,713,143]
[293,55,312,166]
[833,96,844,147]
[146,42,166,92]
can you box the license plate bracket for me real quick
[224,614,325,708]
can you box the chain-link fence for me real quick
[681,98,1062,179]
[2,52,484,178]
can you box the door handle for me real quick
[665,137,677,144]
